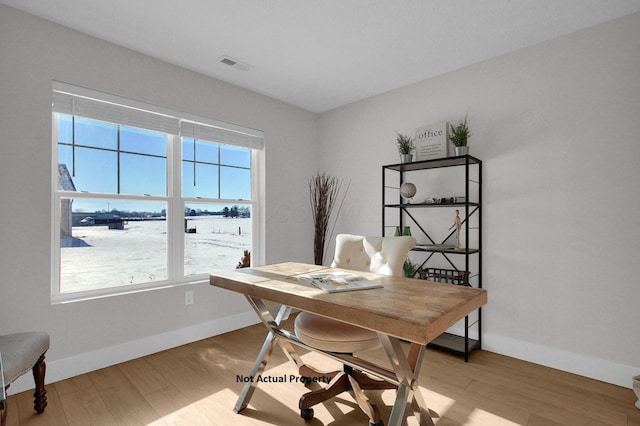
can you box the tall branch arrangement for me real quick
[309,172,348,265]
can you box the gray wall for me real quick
[317,12,640,386]
[2,4,639,392]
[0,5,317,391]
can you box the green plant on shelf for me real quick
[403,258,418,278]
[396,132,414,154]
[448,116,472,147]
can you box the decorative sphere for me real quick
[400,182,417,199]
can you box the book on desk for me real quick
[298,271,382,293]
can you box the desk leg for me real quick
[378,335,434,426]
[245,296,305,368]
[234,297,304,413]
[233,329,278,413]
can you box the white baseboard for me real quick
[483,333,638,389]
[9,318,636,395]
[8,310,258,395]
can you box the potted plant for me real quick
[448,116,471,156]
[403,258,418,278]
[396,132,414,163]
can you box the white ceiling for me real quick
[3,0,640,113]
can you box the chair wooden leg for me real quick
[299,364,341,384]
[298,362,396,424]
[32,353,47,414]
[347,375,383,425]
[1,388,7,426]
[350,369,397,391]
[299,372,350,411]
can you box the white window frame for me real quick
[51,81,264,303]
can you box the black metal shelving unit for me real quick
[382,155,482,362]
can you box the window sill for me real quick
[51,275,209,305]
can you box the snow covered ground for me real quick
[60,216,251,293]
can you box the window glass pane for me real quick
[58,145,73,175]
[220,166,251,200]
[184,203,251,276]
[220,145,250,168]
[75,117,117,149]
[182,162,218,198]
[120,126,167,156]
[58,114,73,144]
[120,153,167,196]
[182,138,195,161]
[73,147,118,193]
[195,139,218,164]
[59,199,168,293]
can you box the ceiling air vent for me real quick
[220,56,237,67]
[218,55,253,71]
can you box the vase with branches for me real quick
[309,171,348,265]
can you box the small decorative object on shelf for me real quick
[449,209,462,249]
[414,121,449,161]
[403,226,412,236]
[448,114,472,157]
[396,132,414,163]
[399,182,417,203]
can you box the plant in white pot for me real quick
[448,116,471,156]
[396,132,414,163]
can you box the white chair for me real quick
[0,332,49,426]
[294,234,416,425]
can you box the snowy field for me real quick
[60,216,251,293]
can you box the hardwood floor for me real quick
[5,322,639,425]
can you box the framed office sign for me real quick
[414,121,448,161]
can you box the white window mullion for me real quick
[168,134,185,281]
[251,148,265,267]
[51,113,62,301]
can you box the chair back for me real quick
[330,234,416,277]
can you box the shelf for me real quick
[382,154,482,362]
[427,332,480,356]
[413,245,479,255]
[384,202,480,209]
[384,154,481,172]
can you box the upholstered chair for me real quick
[0,332,49,426]
[294,234,416,425]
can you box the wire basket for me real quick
[418,267,470,286]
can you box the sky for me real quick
[57,114,251,214]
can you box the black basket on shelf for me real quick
[418,267,470,286]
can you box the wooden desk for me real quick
[210,262,487,425]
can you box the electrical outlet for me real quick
[185,290,194,305]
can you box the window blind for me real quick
[180,121,263,150]
[52,81,264,150]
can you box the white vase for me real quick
[454,146,469,156]
[400,153,413,163]
[633,375,640,409]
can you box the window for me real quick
[52,82,264,302]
